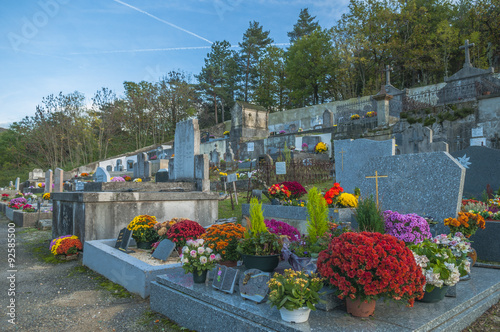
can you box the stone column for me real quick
[45,170,53,193]
[373,85,393,126]
[54,168,64,193]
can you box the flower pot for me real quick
[136,241,154,249]
[218,260,238,267]
[346,298,376,317]
[242,254,280,272]
[192,269,208,284]
[279,307,311,323]
[420,285,449,303]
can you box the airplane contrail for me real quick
[113,0,213,44]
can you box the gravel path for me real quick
[0,215,184,332]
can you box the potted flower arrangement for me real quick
[410,239,462,302]
[301,142,308,152]
[201,222,246,266]
[223,130,230,138]
[432,233,472,278]
[22,204,36,213]
[279,130,286,134]
[9,197,27,209]
[237,198,284,272]
[267,269,324,323]
[265,219,301,242]
[166,219,206,250]
[323,183,343,207]
[124,175,132,181]
[314,142,328,154]
[444,211,485,238]
[1,193,9,201]
[133,178,142,182]
[50,235,83,260]
[336,193,358,208]
[351,114,360,120]
[267,183,291,205]
[383,210,432,245]
[80,172,89,177]
[42,193,50,201]
[180,238,221,283]
[38,183,45,188]
[318,232,425,317]
[111,176,125,182]
[366,111,377,118]
[280,181,307,200]
[127,215,159,249]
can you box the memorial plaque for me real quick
[114,228,133,253]
[239,269,271,303]
[221,268,239,294]
[275,162,286,175]
[227,173,237,183]
[247,142,254,152]
[212,265,227,290]
[152,239,176,261]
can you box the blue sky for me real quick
[0,0,350,128]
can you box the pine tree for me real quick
[288,8,320,43]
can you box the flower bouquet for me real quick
[267,183,291,202]
[268,269,324,322]
[22,204,36,213]
[317,232,425,308]
[336,193,358,208]
[133,178,142,182]
[301,143,308,151]
[314,142,328,154]
[351,114,360,120]
[80,172,89,177]
[9,197,27,209]
[127,215,159,247]
[1,193,9,201]
[383,210,432,245]
[265,219,301,242]
[124,175,132,181]
[38,183,45,188]
[280,181,307,200]
[201,222,246,263]
[180,238,221,277]
[366,111,377,118]
[432,233,471,277]
[111,176,125,182]
[50,235,83,258]
[166,219,206,249]
[42,193,51,200]
[323,183,343,207]
[444,211,485,238]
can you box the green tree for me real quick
[288,8,320,43]
[238,21,274,102]
[253,46,288,111]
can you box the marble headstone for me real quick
[54,168,64,193]
[450,146,500,199]
[334,138,395,193]
[44,170,53,194]
[172,119,200,180]
[94,167,111,183]
[358,152,465,234]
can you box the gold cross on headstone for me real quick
[339,148,346,171]
[365,170,388,207]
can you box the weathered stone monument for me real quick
[172,119,200,181]
[15,178,20,191]
[54,168,64,193]
[134,152,151,179]
[44,170,53,193]
[94,167,111,183]
[322,109,334,128]
[400,124,449,154]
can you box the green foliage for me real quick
[248,197,267,236]
[306,187,329,243]
[424,116,437,126]
[355,195,385,233]
[237,231,283,256]
[288,8,320,43]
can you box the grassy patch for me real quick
[17,227,38,234]
[218,197,243,220]
[136,310,194,332]
[67,265,132,298]
[32,245,69,264]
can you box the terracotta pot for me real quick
[346,298,376,317]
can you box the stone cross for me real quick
[44,170,53,193]
[383,65,393,85]
[365,170,388,207]
[459,40,475,68]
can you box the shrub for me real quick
[355,196,385,233]
[280,181,307,200]
[306,187,329,243]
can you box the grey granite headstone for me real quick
[15,177,20,191]
[152,239,176,261]
[212,265,227,290]
[210,149,220,166]
[106,165,112,172]
[358,152,465,234]
[322,109,334,128]
[450,146,500,199]
[114,227,133,253]
[225,142,235,163]
[75,181,84,191]
[94,167,110,183]
[239,269,271,303]
[173,119,200,180]
[115,159,123,172]
[195,154,210,192]
[44,170,53,193]
[54,168,64,193]
[335,138,395,193]
[221,268,239,294]
[400,125,449,154]
[135,152,151,179]
[155,169,169,183]
[302,136,321,150]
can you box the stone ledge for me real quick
[52,191,219,203]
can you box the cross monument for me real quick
[459,39,475,68]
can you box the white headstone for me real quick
[471,126,483,138]
[94,167,111,183]
[15,178,20,191]
[275,162,286,175]
[173,119,200,180]
[247,142,254,152]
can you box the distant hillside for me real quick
[0,127,7,133]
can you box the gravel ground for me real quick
[0,215,186,332]
[0,214,498,332]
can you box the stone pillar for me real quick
[45,170,53,193]
[373,85,393,126]
[195,154,210,192]
[54,168,64,193]
[15,178,20,191]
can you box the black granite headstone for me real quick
[114,227,133,253]
[155,169,169,183]
[200,131,210,143]
[221,268,239,294]
[152,239,176,261]
[212,265,227,290]
[239,269,271,303]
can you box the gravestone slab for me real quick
[135,152,151,179]
[173,119,200,180]
[227,173,237,183]
[75,181,85,191]
[94,167,111,183]
[209,149,220,166]
[54,168,64,193]
[400,125,449,154]
[115,159,123,172]
[275,162,286,175]
[225,142,235,162]
[221,268,239,294]
[15,177,20,191]
[334,138,395,193]
[155,169,169,183]
[152,239,176,261]
[322,109,334,128]
[302,136,321,150]
[239,269,271,303]
[33,168,44,179]
[106,165,112,172]
[44,170,53,194]
[212,265,227,290]
[450,146,500,199]
[358,152,465,234]
[114,227,133,253]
